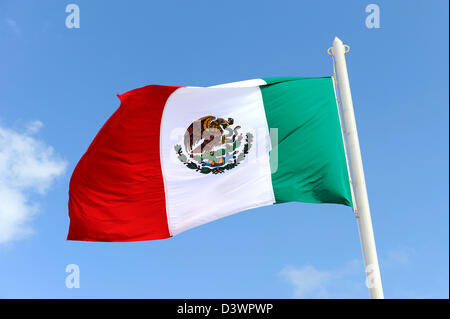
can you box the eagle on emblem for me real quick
[175,115,252,174]
[184,116,234,157]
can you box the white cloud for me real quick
[279,243,417,298]
[279,250,415,299]
[384,247,414,265]
[279,260,368,298]
[279,265,332,298]
[0,122,67,244]
[5,18,20,35]
[25,120,43,135]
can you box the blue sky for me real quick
[0,0,448,298]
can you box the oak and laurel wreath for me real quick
[174,133,253,174]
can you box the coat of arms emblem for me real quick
[174,116,253,174]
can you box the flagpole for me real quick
[331,37,384,299]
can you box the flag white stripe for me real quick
[160,85,274,236]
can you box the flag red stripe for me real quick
[67,85,180,241]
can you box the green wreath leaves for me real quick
[174,132,253,175]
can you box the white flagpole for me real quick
[331,37,384,299]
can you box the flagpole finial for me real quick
[333,36,343,45]
[332,37,350,54]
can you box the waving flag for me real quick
[67,77,353,242]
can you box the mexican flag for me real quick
[67,77,353,242]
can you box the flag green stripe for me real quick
[260,77,353,207]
